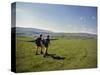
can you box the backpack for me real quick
[35,38,41,45]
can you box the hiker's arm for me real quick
[40,41,43,45]
[40,41,44,47]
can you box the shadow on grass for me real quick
[45,53,65,60]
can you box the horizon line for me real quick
[12,26,97,35]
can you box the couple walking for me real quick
[35,34,50,57]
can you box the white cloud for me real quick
[80,17,84,20]
[91,16,96,20]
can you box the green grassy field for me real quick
[16,36,97,72]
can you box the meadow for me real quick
[16,36,97,72]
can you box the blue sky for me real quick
[16,2,97,34]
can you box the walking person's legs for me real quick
[36,46,39,55]
[43,47,48,57]
[40,46,43,54]
[45,47,48,55]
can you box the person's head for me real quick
[47,35,50,39]
[40,34,42,38]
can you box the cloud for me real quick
[91,16,96,20]
[79,16,86,23]
[80,17,84,21]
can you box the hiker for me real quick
[43,35,50,57]
[35,34,43,55]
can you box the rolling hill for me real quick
[12,27,53,36]
[11,27,97,39]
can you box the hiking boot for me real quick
[41,51,43,54]
[36,53,39,55]
[43,54,46,57]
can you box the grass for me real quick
[16,36,97,72]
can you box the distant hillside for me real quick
[11,27,97,39]
[51,33,97,39]
[12,27,53,36]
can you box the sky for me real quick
[15,2,97,34]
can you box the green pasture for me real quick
[16,36,97,72]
